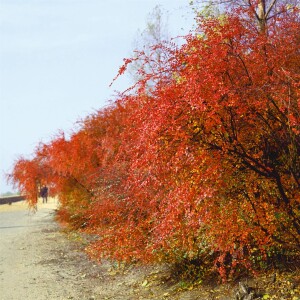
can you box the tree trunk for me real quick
[257,0,267,32]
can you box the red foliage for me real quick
[9,5,300,279]
[9,157,45,207]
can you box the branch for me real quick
[265,0,277,19]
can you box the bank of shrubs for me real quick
[10,5,300,280]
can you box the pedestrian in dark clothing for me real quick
[40,185,48,203]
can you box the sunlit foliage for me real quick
[9,2,299,280]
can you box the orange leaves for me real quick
[9,157,49,207]
[8,4,300,281]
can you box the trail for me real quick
[0,200,99,300]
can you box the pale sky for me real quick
[0,0,195,194]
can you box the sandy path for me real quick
[0,206,54,299]
[0,200,99,300]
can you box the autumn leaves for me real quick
[9,5,300,279]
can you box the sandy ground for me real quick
[0,199,298,300]
[0,199,107,300]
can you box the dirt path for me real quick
[0,200,105,299]
[0,200,79,299]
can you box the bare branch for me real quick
[265,0,277,18]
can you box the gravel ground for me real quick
[0,200,105,299]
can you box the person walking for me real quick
[40,185,48,203]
